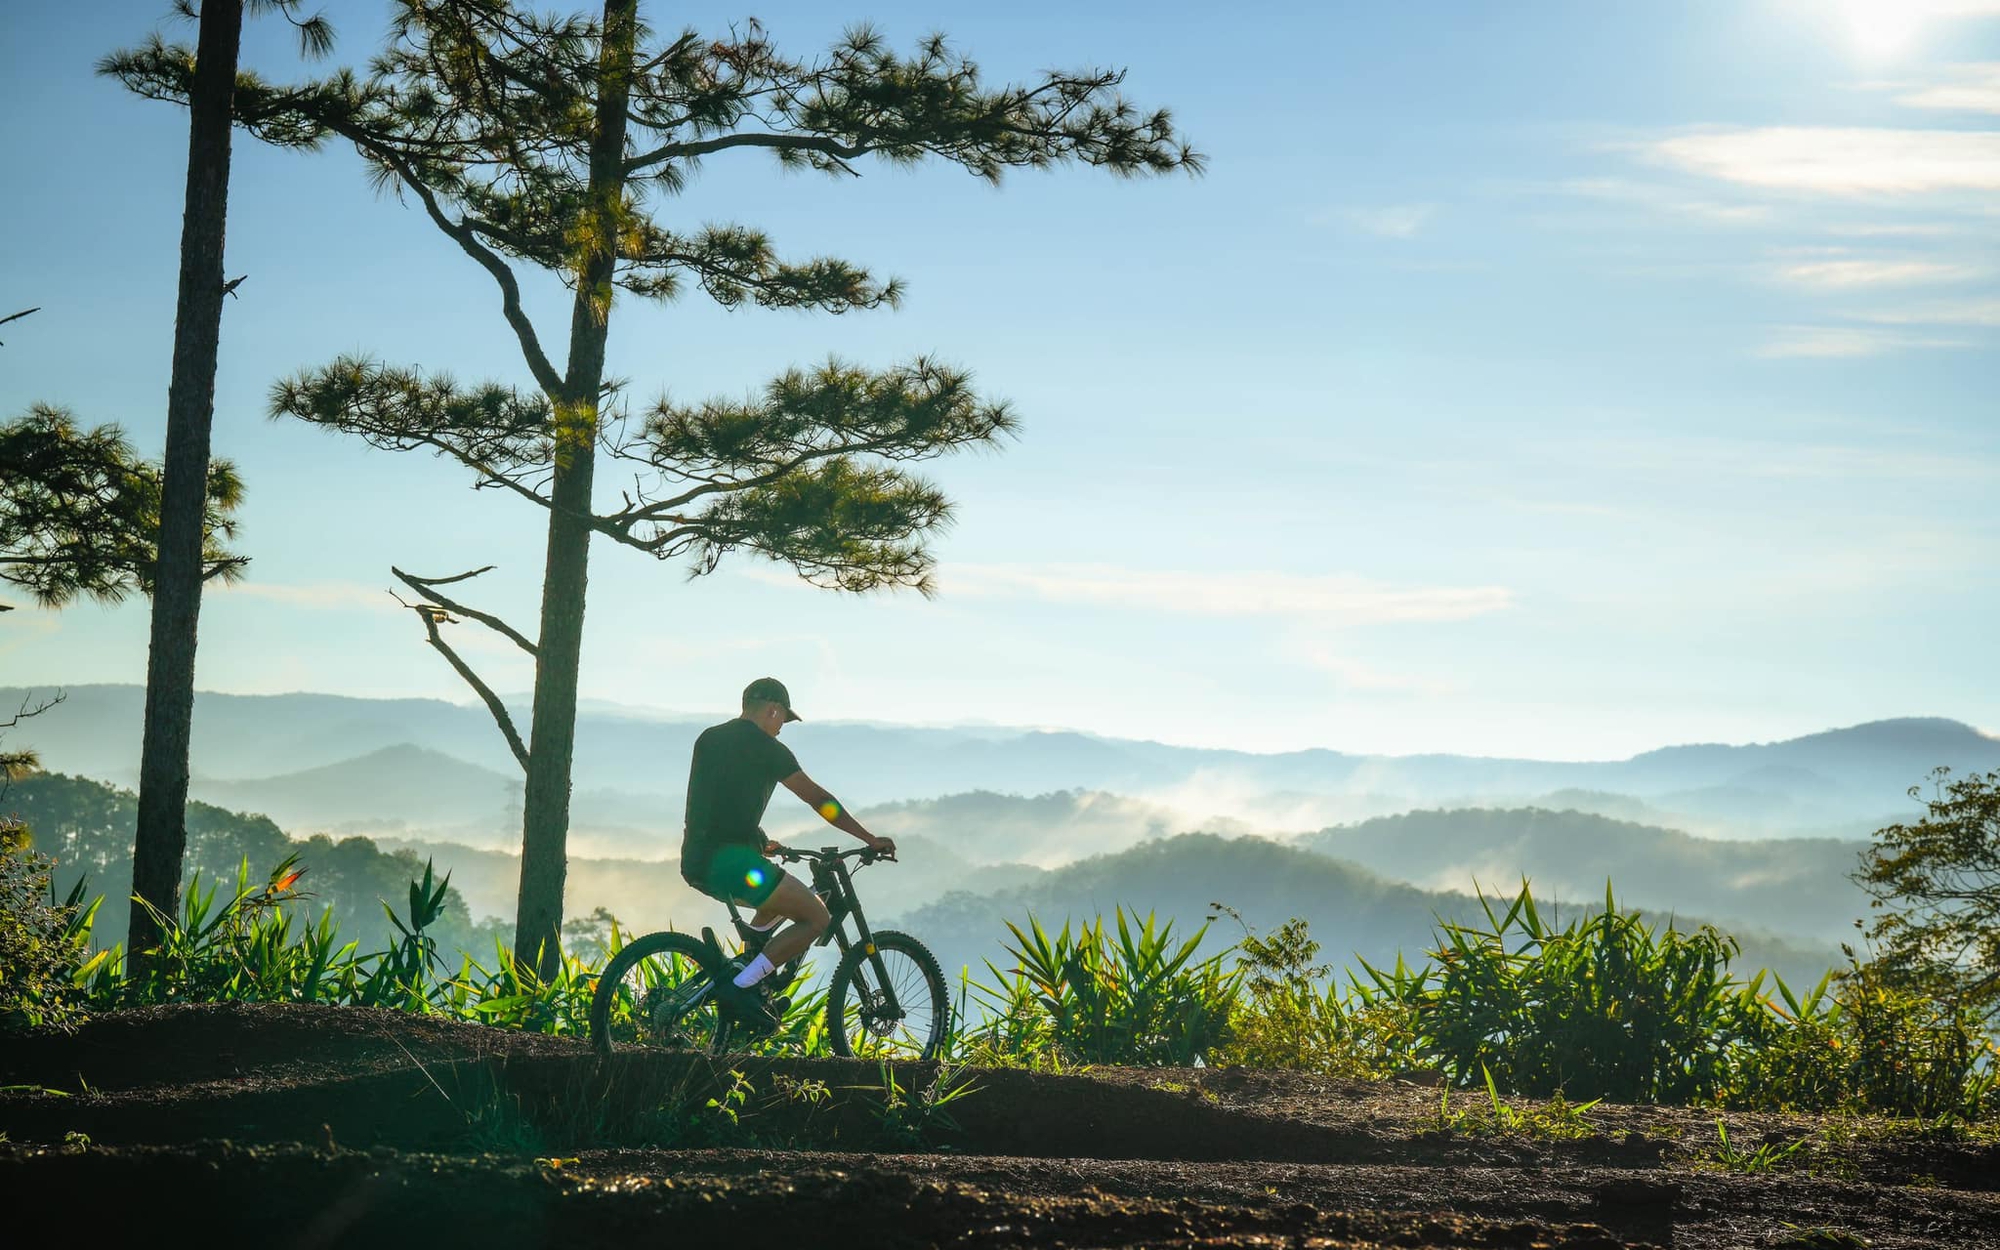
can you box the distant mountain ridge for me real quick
[191,744,519,831]
[6,685,1992,839]
[1304,807,1870,946]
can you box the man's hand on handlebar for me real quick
[760,841,894,864]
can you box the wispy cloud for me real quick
[1822,221,1960,237]
[1645,127,2000,195]
[1318,203,1436,238]
[1893,62,2000,114]
[941,564,1514,624]
[1776,258,1981,287]
[1755,324,1972,358]
[1559,177,1771,224]
[1858,297,2000,326]
[215,580,401,612]
[1570,431,1998,491]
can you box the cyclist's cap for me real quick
[743,676,802,722]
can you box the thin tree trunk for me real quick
[513,0,638,978]
[128,0,244,972]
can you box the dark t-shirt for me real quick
[681,717,801,871]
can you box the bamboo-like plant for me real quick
[1001,908,1239,1067]
[1403,881,1758,1103]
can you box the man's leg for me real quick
[737,873,830,985]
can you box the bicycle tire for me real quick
[826,930,950,1061]
[590,930,737,1056]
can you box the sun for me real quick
[1832,0,1934,58]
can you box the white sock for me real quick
[733,952,776,988]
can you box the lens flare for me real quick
[744,867,765,890]
[816,799,842,823]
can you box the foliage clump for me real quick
[1856,768,2000,1017]
[0,406,245,611]
[1401,884,1755,1104]
[0,829,99,1034]
[959,909,1239,1068]
[1214,910,1412,1079]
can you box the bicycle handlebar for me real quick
[770,844,893,866]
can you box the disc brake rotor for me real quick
[858,986,905,1038]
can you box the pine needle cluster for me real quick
[0,406,245,610]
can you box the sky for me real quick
[1,0,1996,761]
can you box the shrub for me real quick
[1727,957,1999,1119]
[1854,767,2000,1017]
[1384,883,1763,1103]
[1834,956,1997,1120]
[997,908,1239,1066]
[949,965,1068,1071]
[0,825,102,1033]
[1724,970,1853,1112]
[1215,910,1415,1078]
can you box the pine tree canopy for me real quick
[271,354,1013,591]
[0,407,247,610]
[110,0,1197,592]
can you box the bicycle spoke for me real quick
[843,946,942,1059]
[602,940,728,1051]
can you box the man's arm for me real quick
[780,771,894,856]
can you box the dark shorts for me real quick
[683,843,784,908]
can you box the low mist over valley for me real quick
[9,683,1994,982]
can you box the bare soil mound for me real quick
[3,1002,1996,1248]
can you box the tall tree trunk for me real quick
[128,0,244,972]
[513,0,638,977]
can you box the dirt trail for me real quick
[3,1003,1996,1248]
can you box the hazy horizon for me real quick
[11,679,1997,766]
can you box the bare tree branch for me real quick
[389,591,529,773]
[626,129,869,172]
[391,565,538,657]
[0,307,39,346]
[332,131,564,396]
[1,689,64,732]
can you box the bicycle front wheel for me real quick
[827,930,950,1060]
[590,930,736,1056]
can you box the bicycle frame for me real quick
[705,846,907,1020]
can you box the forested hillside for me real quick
[4,772,495,953]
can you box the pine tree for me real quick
[0,406,245,613]
[113,0,1199,974]
[97,0,333,969]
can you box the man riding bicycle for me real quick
[679,677,896,1032]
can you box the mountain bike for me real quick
[589,844,949,1059]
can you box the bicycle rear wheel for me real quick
[827,930,950,1060]
[590,931,736,1055]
